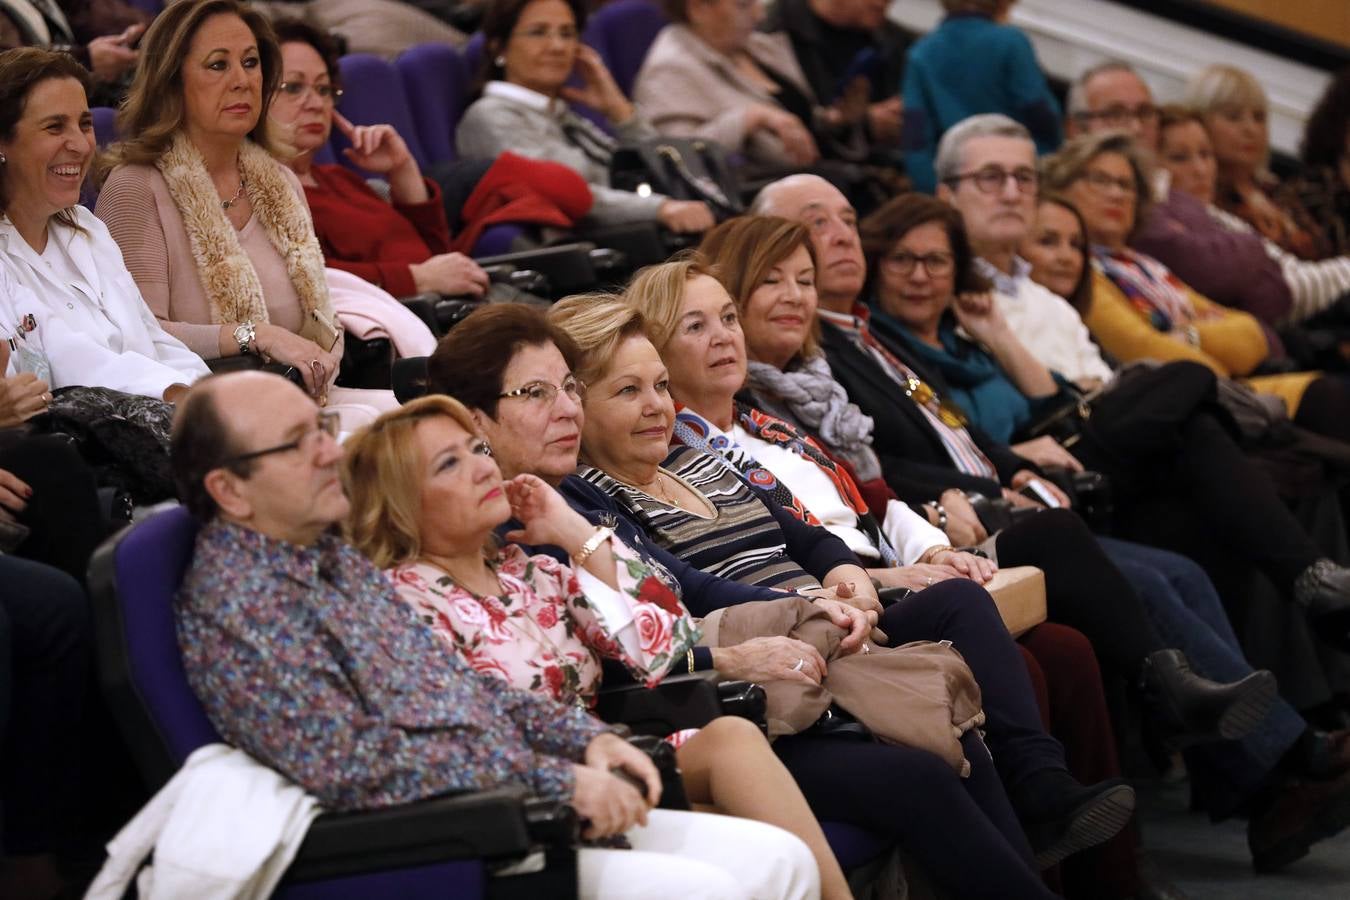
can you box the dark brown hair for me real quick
[474,0,589,96]
[1301,66,1350,170]
[101,0,283,172]
[1033,193,1095,314]
[859,193,990,297]
[427,303,581,417]
[270,17,343,89]
[0,48,93,232]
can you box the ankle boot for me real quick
[1294,559,1350,652]
[1139,649,1276,748]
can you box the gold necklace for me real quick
[652,471,683,509]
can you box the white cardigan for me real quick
[0,206,210,399]
[86,744,321,900]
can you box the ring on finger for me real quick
[925,576,933,586]
[792,658,805,672]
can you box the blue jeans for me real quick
[1099,537,1305,808]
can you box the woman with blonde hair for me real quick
[1185,64,1332,260]
[342,393,850,900]
[94,0,395,428]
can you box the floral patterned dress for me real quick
[390,539,700,709]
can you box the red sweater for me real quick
[304,165,453,297]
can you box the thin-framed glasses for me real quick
[220,410,341,466]
[498,376,586,406]
[278,81,344,103]
[882,250,955,278]
[1079,170,1137,195]
[1075,104,1159,128]
[944,166,1038,195]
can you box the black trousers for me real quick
[1,556,89,855]
[994,509,1165,674]
[0,433,105,582]
[878,579,1067,790]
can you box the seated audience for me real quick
[633,0,844,172]
[267,20,490,298]
[0,0,146,105]
[341,395,852,899]
[547,295,1134,892]
[457,0,714,232]
[1152,105,1350,331]
[760,0,907,163]
[1185,64,1331,261]
[0,48,209,403]
[267,19,595,294]
[169,370,820,899]
[1040,132,1333,416]
[1287,66,1350,258]
[899,0,1060,193]
[95,0,396,429]
[428,302,1133,881]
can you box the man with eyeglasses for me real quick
[937,114,1115,394]
[167,370,819,898]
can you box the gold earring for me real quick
[494,55,506,67]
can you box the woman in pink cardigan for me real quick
[94,0,394,428]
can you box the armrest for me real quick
[483,266,551,298]
[475,242,599,297]
[435,297,487,331]
[398,292,444,336]
[285,786,574,882]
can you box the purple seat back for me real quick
[582,0,669,98]
[395,43,471,166]
[92,106,119,148]
[90,506,221,791]
[335,54,430,173]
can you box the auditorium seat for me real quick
[581,0,669,99]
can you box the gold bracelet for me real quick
[686,649,696,674]
[572,525,614,567]
[919,545,955,565]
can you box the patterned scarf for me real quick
[1091,244,1200,332]
[672,403,899,565]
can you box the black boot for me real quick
[1008,769,1136,869]
[1295,559,1350,652]
[1139,649,1276,748]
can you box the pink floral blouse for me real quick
[390,540,701,707]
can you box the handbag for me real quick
[610,138,746,219]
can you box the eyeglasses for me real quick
[944,166,1038,195]
[277,81,344,103]
[1079,170,1137,195]
[511,25,579,42]
[882,250,955,277]
[499,376,586,406]
[220,411,341,466]
[1075,104,1159,128]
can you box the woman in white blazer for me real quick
[0,47,208,403]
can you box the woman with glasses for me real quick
[456,0,714,233]
[1041,132,1327,416]
[94,0,395,430]
[266,20,491,299]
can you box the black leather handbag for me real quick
[610,138,746,220]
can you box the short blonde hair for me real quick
[547,293,651,386]
[1040,131,1153,240]
[1184,64,1268,119]
[342,395,481,570]
[623,257,716,351]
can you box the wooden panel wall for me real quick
[1201,0,1350,51]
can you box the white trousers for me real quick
[577,809,819,900]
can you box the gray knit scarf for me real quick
[744,355,882,482]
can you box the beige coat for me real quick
[634,24,858,171]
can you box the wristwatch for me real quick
[233,320,256,355]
